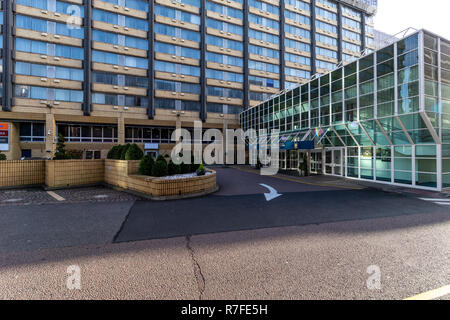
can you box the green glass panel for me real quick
[394,171,412,184]
[347,167,359,178]
[398,66,419,84]
[415,159,436,173]
[377,73,394,91]
[416,173,437,188]
[376,169,391,182]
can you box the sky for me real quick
[374,0,450,40]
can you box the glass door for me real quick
[333,148,343,176]
[310,151,323,175]
[325,148,344,176]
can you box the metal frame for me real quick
[147,0,155,119]
[200,0,207,121]
[2,0,13,111]
[243,0,249,110]
[83,0,92,116]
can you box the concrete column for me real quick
[45,113,56,159]
[3,122,21,160]
[117,114,125,145]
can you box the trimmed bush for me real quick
[0,153,6,161]
[180,162,191,174]
[196,163,206,176]
[120,144,131,160]
[152,160,168,177]
[138,154,154,176]
[156,154,166,162]
[107,146,121,159]
[168,160,181,175]
[125,144,144,160]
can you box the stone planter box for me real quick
[46,159,105,189]
[105,160,217,199]
[0,159,217,199]
[0,160,45,188]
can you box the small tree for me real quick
[107,146,122,160]
[125,144,144,160]
[156,154,166,162]
[168,160,181,175]
[138,154,154,176]
[152,160,168,177]
[196,163,205,176]
[53,133,71,160]
[0,152,6,161]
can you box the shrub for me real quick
[138,154,154,176]
[168,160,181,175]
[180,162,191,174]
[120,144,131,160]
[53,133,71,160]
[0,152,6,161]
[152,160,168,177]
[125,144,144,160]
[156,154,166,162]
[196,163,206,176]
[107,146,122,159]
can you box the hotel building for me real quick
[0,0,376,159]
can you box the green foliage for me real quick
[120,144,131,160]
[138,154,155,176]
[125,144,144,160]
[196,163,205,176]
[152,160,168,177]
[107,146,122,159]
[168,160,181,175]
[53,133,71,160]
[180,162,191,174]
[0,152,6,161]
[156,154,166,162]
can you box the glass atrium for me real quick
[240,30,450,191]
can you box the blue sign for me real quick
[280,141,314,150]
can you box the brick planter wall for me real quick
[0,160,45,188]
[105,160,217,198]
[0,159,217,199]
[46,160,105,188]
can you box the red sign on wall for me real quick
[0,124,8,130]
[0,131,8,137]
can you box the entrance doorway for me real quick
[325,148,345,176]
[310,150,323,175]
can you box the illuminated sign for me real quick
[0,123,9,151]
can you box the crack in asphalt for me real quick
[185,235,206,300]
[112,200,136,243]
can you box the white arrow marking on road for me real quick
[259,184,282,201]
[419,198,450,202]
